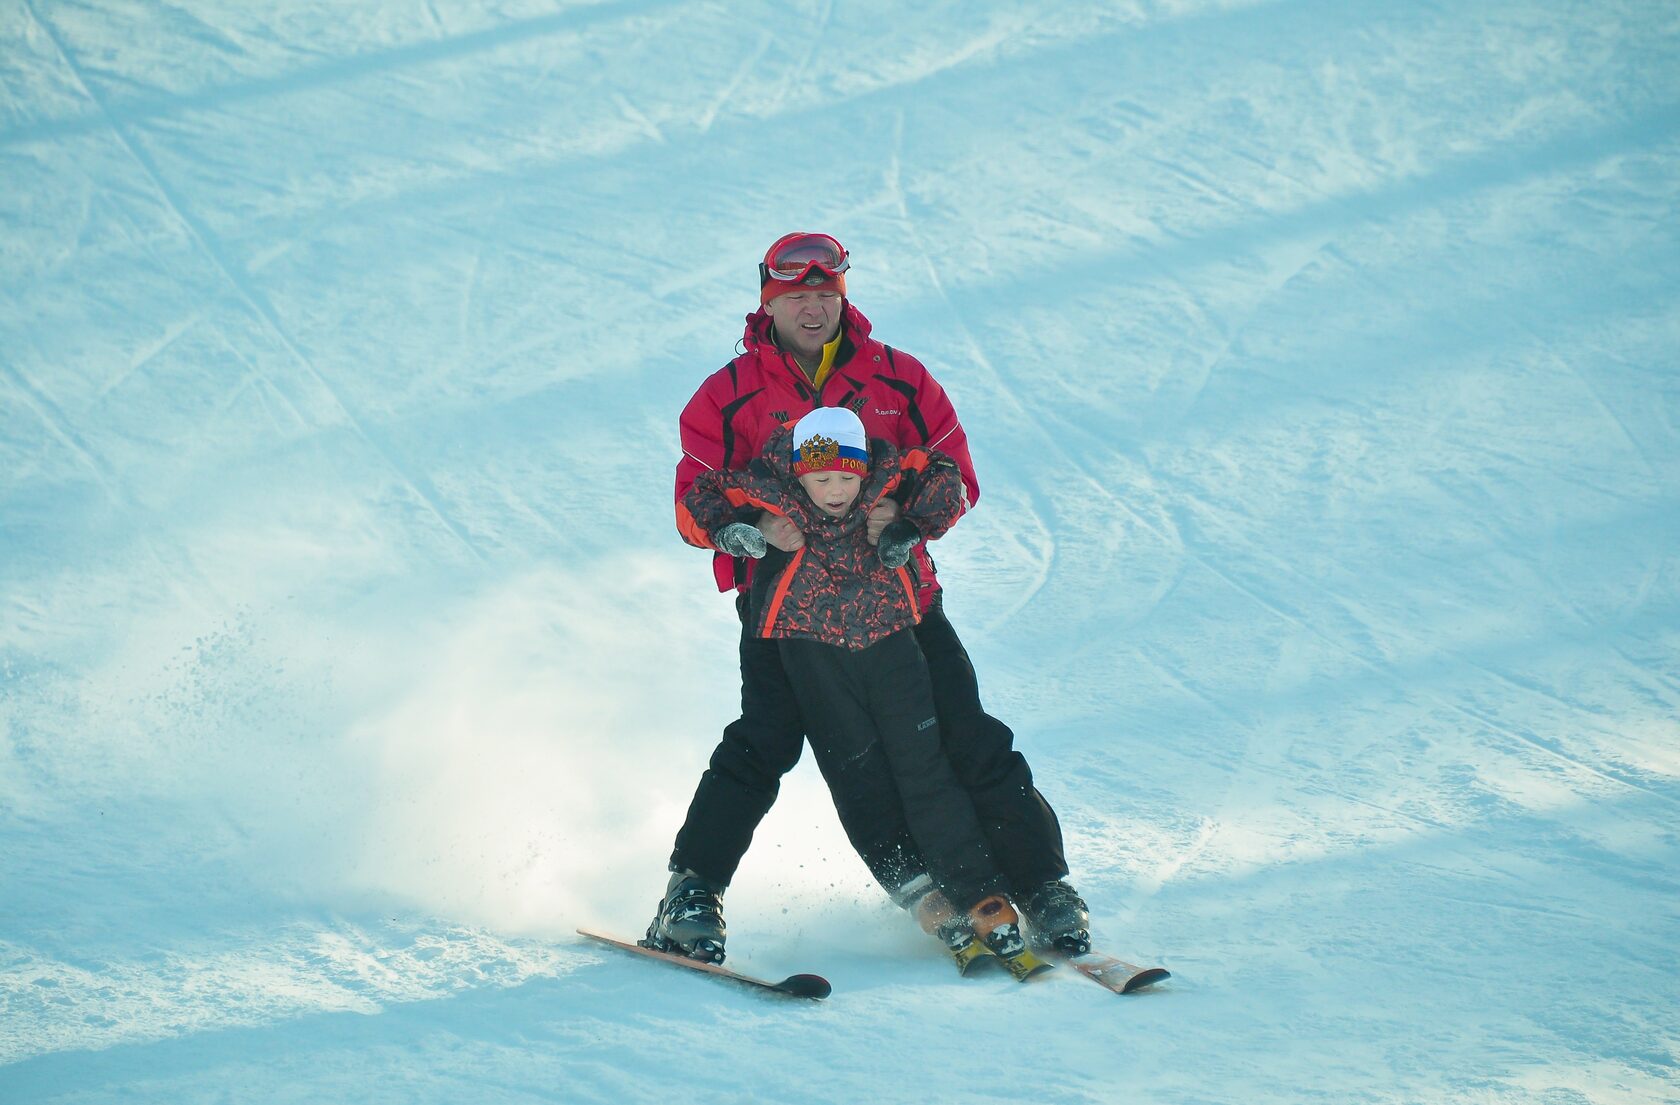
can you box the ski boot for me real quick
[640,869,727,964]
[969,895,1054,981]
[913,889,1051,981]
[1017,878,1091,954]
[911,888,992,976]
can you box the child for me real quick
[674,406,1047,976]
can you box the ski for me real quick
[576,928,832,1000]
[1047,947,1170,994]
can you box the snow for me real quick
[2,0,1677,1101]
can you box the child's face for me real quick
[798,470,862,517]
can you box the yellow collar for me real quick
[810,333,843,390]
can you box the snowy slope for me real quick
[3,1,1678,1102]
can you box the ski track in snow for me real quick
[3,1,1679,1103]
[20,0,489,567]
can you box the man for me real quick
[644,231,1088,964]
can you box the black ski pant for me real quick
[669,593,1068,894]
[779,631,1004,912]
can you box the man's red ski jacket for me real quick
[675,302,979,607]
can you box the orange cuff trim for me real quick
[676,501,713,549]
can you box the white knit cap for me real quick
[791,407,869,476]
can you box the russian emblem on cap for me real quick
[791,406,870,475]
[798,434,840,470]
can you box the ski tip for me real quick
[777,973,832,1000]
[1121,967,1172,993]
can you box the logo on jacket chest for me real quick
[769,395,874,424]
[762,394,889,432]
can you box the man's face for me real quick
[797,470,862,517]
[765,289,844,360]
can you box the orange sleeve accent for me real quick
[680,481,795,551]
[721,486,788,518]
[676,500,713,549]
[760,547,805,636]
[899,448,933,474]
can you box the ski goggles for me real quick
[759,232,851,286]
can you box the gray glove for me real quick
[715,521,768,559]
[878,519,922,569]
